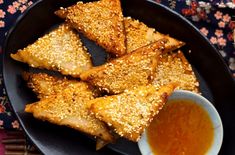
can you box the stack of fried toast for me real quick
[11,0,199,150]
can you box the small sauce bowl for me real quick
[138,90,223,155]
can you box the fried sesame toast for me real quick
[89,84,176,142]
[55,0,126,57]
[80,39,167,94]
[152,50,199,93]
[22,72,95,99]
[124,17,185,53]
[11,24,92,78]
[25,82,114,142]
[23,72,112,149]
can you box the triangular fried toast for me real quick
[124,17,185,53]
[25,82,114,142]
[80,39,167,94]
[152,50,199,93]
[55,0,126,56]
[89,84,176,142]
[11,24,92,78]
[22,72,94,99]
[23,72,113,148]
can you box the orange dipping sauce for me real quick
[147,99,214,155]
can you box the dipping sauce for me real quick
[147,99,214,155]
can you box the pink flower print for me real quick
[28,1,33,6]
[215,29,223,37]
[200,27,208,36]
[19,5,27,13]
[222,14,231,23]
[0,9,5,18]
[0,0,3,4]
[7,5,16,14]
[18,0,27,4]
[13,1,20,9]
[0,20,4,28]
[210,36,217,44]
[12,120,19,129]
[218,21,225,28]
[214,11,223,20]
[217,37,226,46]
[0,120,3,126]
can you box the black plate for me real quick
[3,0,235,154]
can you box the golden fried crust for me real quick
[152,50,199,93]
[56,0,126,56]
[80,39,167,94]
[89,84,177,142]
[25,84,114,142]
[22,72,92,99]
[55,7,68,19]
[124,17,185,53]
[11,24,92,78]
[96,138,110,150]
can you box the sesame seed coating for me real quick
[11,24,92,78]
[25,81,114,142]
[80,40,167,94]
[89,84,176,142]
[17,0,199,146]
[124,17,185,53]
[57,0,126,57]
[22,72,94,99]
[152,50,199,93]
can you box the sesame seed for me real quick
[11,24,92,78]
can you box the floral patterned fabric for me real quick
[156,0,235,74]
[0,0,234,130]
